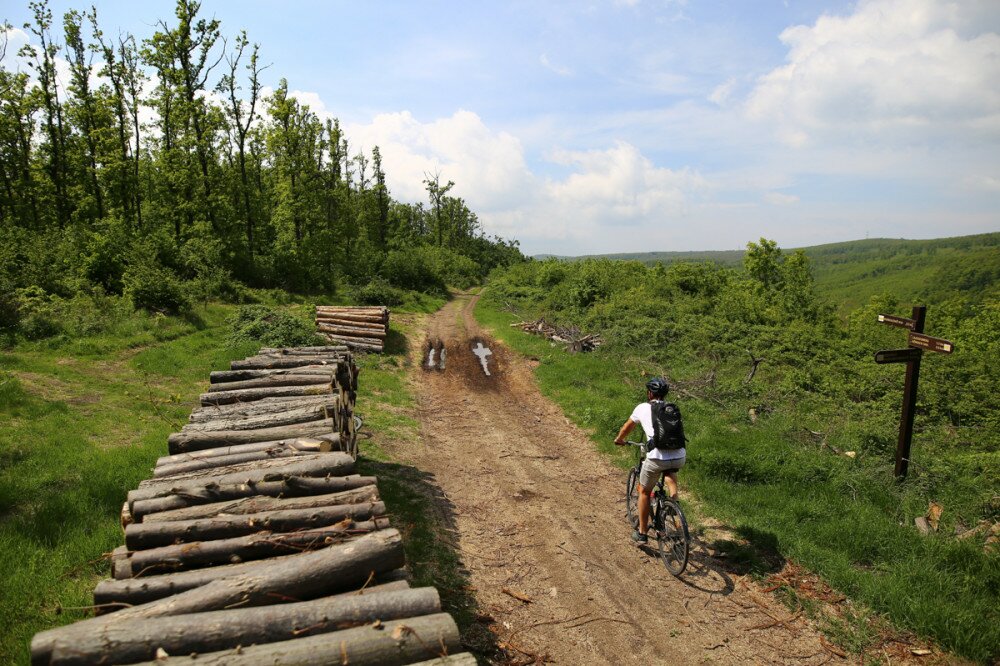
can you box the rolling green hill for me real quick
[535,232,1000,312]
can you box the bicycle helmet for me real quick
[645,377,669,398]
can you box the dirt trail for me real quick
[401,292,846,664]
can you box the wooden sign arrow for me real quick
[908,332,954,354]
[878,314,917,330]
[875,348,923,364]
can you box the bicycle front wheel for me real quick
[655,498,690,576]
[626,468,640,529]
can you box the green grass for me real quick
[0,303,263,663]
[0,292,484,664]
[475,295,1000,663]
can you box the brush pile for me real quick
[511,317,604,353]
[315,305,389,353]
[29,345,474,666]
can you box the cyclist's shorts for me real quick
[639,456,685,489]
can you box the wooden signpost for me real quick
[875,306,954,479]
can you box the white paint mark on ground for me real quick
[473,342,493,376]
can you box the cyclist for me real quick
[614,377,685,544]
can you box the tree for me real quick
[423,172,454,247]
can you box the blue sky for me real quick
[4,0,1000,255]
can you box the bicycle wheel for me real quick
[625,467,640,529]
[655,498,690,576]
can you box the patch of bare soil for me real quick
[395,292,931,665]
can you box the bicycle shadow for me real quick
[638,523,785,596]
[358,457,501,661]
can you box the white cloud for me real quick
[708,77,736,106]
[344,109,536,215]
[539,53,573,77]
[746,0,1000,146]
[763,192,799,205]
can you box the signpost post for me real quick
[875,306,954,479]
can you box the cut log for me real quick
[154,439,342,478]
[316,317,386,329]
[157,435,338,466]
[50,588,442,666]
[144,485,380,522]
[317,323,387,339]
[31,529,406,665]
[209,366,341,383]
[130,473,375,520]
[125,502,386,550]
[111,546,130,580]
[230,356,343,370]
[259,345,349,354]
[189,395,338,422]
[166,419,336,454]
[94,561,407,610]
[322,335,384,351]
[132,453,355,497]
[182,403,340,433]
[411,655,479,666]
[125,613,458,666]
[200,383,332,406]
[120,518,391,577]
[205,374,334,392]
[121,501,133,529]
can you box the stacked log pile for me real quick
[316,305,389,353]
[29,345,474,665]
[511,317,604,353]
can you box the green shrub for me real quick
[123,263,190,314]
[227,305,320,347]
[354,278,405,306]
[380,249,447,295]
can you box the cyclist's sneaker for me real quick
[631,529,648,544]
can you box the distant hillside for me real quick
[805,233,1000,311]
[534,249,744,265]
[535,232,1000,312]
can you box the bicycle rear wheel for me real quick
[655,498,689,576]
[625,468,640,529]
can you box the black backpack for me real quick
[650,401,685,450]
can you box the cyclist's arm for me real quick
[614,418,637,446]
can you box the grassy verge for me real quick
[0,291,474,663]
[475,296,999,663]
[0,303,259,663]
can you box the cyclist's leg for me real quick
[663,471,679,500]
[637,461,663,534]
[637,481,651,533]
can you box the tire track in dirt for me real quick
[401,292,848,664]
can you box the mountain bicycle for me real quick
[624,440,690,576]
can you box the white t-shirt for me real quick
[630,401,686,461]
